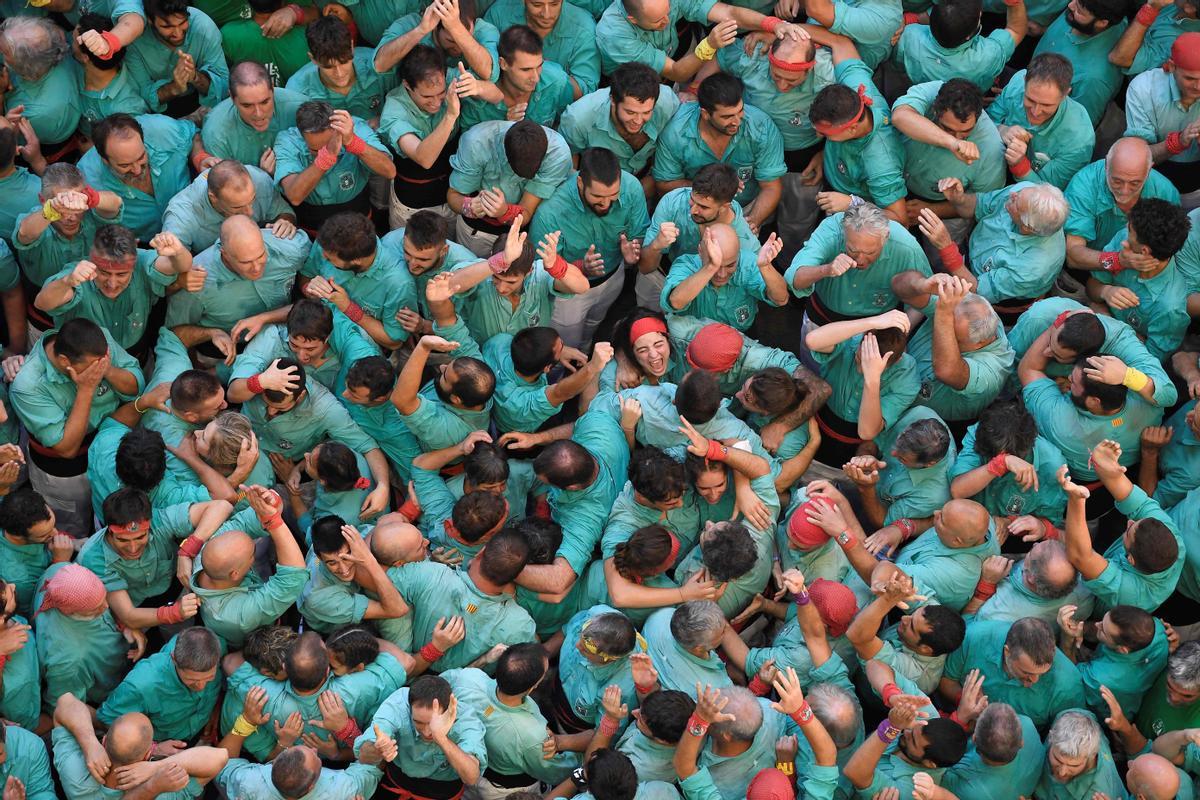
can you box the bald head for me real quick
[200,530,255,583]
[369,514,427,566]
[708,222,740,264]
[106,713,154,766]
[230,61,271,98]
[1127,754,1180,800]
[221,214,262,247]
[772,35,815,63]
[938,499,990,547]
[1025,540,1077,599]
[1108,137,1154,177]
[208,160,252,194]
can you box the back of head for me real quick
[346,356,396,402]
[207,159,251,195]
[533,440,593,488]
[1129,518,1179,573]
[503,119,548,180]
[1127,753,1182,800]
[701,521,757,581]
[873,327,908,364]
[931,78,984,124]
[447,356,496,408]
[102,487,152,529]
[306,13,352,63]
[245,625,300,676]
[511,326,561,375]
[1024,540,1078,599]
[975,400,1037,460]
[930,0,982,47]
[894,417,951,465]
[676,370,722,423]
[0,488,51,539]
[710,686,763,743]
[0,17,68,82]
[106,713,154,767]
[1014,184,1069,237]
[810,83,864,128]
[171,369,223,416]
[465,441,509,489]
[451,490,507,542]
[691,163,740,205]
[640,689,695,742]
[697,73,743,114]
[1108,605,1155,651]
[1058,312,1104,358]
[1026,52,1073,94]
[1128,199,1191,261]
[1005,617,1056,666]
[318,211,377,262]
[580,611,636,659]
[918,604,967,655]
[42,163,86,198]
[296,100,335,135]
[205,411,256,472]
[54,318,108,363]
[613,524,675,579]
[173,627,221,672]
[629,447,687,504]
[285,631,330,692]
[510,516,562,565]
[609,61,660,105]
[585,749,639,800]
[495,641,547,695]
[922,717,970,767]
[806,683,862,748]
[326,624,380,670]
[264,358,307,404]
[973,703,1022,764]
[669,600,724,650]
[479,530,530,584]
[115,426,166,491]
[287,299,334,343]
[1077,356,1127,412]
[747,367,801,416]
[272,747,320,799]
[316,442,360,492]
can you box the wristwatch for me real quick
[570,767,588,790]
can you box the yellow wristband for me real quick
[694,39,717,61]
[42,199,62,222]
[1124,367,1149,392]
[232,714,258,736]
[775,761,794,776]
[27,0,51,7]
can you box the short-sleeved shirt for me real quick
[201,88,306,166]
[716,46,835,151]
[77,502,193,604]
[1089,234,1189,361]
[873,404,956,521]
[943,714,1045,800]
[1086,486,1183,612]
[78,68,151,137]
[485,0,600,94]
[217,759,382,800]
[601,481,704,563]
[558,85,680,175]
[1137,667,1200,739]
[449,120,573,202]
[969,182,1067,302]
[1126,68,1200,164]
[286,48,396,120]
[305,233,418,345]
[557,605,644,727]
[1127,5,1200,76]
[976,560,1095,630]
[46,249,173,350]
[124,8,229,112]
[163,165,294,253]
[1078,620,1170,719]
[450,259,569,343]
[7,60,82,146]
[820,0,903,69]
[1063,158,1180,250]
[786,212,930,317]
[375,15,502,80]
[986,70,1096,187]
[354,685,488,781]
[342,0,423,45]
[661,251,773,331]
[482,333,559,433]
[12,205,119,289]
[77,114,197,240]
[1168,207,1200,293]
[398,375,492,454]
[0,167,42,246]
[0,723,54,800]
[1032,13,1127,125]
[645,187,760,266]
[52,727,201,800]
[378,76,461,160]
[893,26,1015,91]
[274,117,387,205]
[0,616,41,730]
[220,21,310,85]
[193,560,308,648]
[814,334,920,427]
[653,101,786,207]
[0,533,49,622]
[643,606,731,695]
[231,313,379,396]
[821,60,907,207]
[594,0,718,74]
[951,427,1068,523]
[244,377,378,456]
[97,638,222,741]
[1152,400,1200,509]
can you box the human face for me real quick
[264,391,302,417]
[580,176,621,216]
[1166,676,1200,707]
[710,249,738,287]
[317,56,356,91]
[175,663,219,692]
[193,420,218,459]
[638,489,683,512]
[614,96,655,136]
[434,23,470,55]
[108,522,151,560]
[1023,80,1065,126]
[1107,164,1148,211]
[703,102,744,137]
[328,649,354,676]
[222,236,268,280]
[694,467,727,505]
[936,110,976,140]
[187,389,228,424]
[94,262,135,299]
[406,74,448,115]
[525,0,562,35]
[105,134,149,182]
[319,544,358,582]
[411,703,439,739]
[769,63,810,93]
[632,331,670,376]
[1003,646,1052,687]
[1005,190,1030,232]
[491,270,527,297]
[23,507,57,544]
[735,377,767,414]
[843,228,885,268]
[897,606,931,650]
[1043,325,1079,363]
[302,128,339,159]
[1048,746,1092,782]
[211,178,257,218]
[233,82,276,132]
[289,335,330,366]
[689,192,723,225]
[61,350,108,381]
[325,247,376,275]
[1175,66,1200,104]
[1065,0,1102,34]
[403,236,446,275]
[50,187,88,236]
[151,12,189,47]
[343,384,387,408]
[1095,612,1123,650]
[628,0,670,30]
[502,50,543,95]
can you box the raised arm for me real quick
[1057,464,1107,580]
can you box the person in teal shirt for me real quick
[892,0,1024,92]
[0,489,67,618]
[986,54,1096,189]
[1085,200,1192,361]
[804,0,903,70]
[388,332,494,455]
[662,223,787,332]
[455,26,575,128]
[942,706,1045,800]
[653,75,785,219]
[0,18,83,147]
[286,17,396,121]
[96,627,223,742]
[891,79,1006,215]
[1117,1,1200,77]
[0,600,41,730]
[673,315,803,397]
[373,9,502,81]
[407,456,505,562]
[555,605,645,730]
[340,356,425,483]
[297,515,410,631]
[1066,606,1170,719]
[74,16,151,138]
[974,542,1096,633]
[216,756,382,800]
[163,161,297,254]
[76,113,195,242]
[338,0,422,45]
[388,217,479,322]
[1032,2,1127,125]
[558,64,680,178]
[642,602,730,696]
[123,1,229,115]
[484,0,599,96]
[1124,54,1200,181]
[0,723,55,800]
[200,64,306,170]
[1035,709,1125,800]
[0,124,43,249]
[1143,399,1200,508]
[242,371,380,458]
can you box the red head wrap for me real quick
[629,317,668,346]
[787,498,833,550]
[686,323,743,371]
[813,84,873,137]
[36,564,107,618]
[809,578,859,638]
[1170,32,1200,71]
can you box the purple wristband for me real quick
[875,719,901,744]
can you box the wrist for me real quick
[41,199,61,222]
[880,682,902,707]
[1136,3,1160,24]
[97,30,122,59]
[789,702,815,726]
[973,578,997,600]
[247,373,265,395]
[1010,155,1032,178]
[894,517,916,542]
[156,603,185,625]
[314,146,339,171]
[178,534,205,559]
[695,38,717,61]
[939,243,964,271]
[344,300,365,324]
[345,134,367,156]
[761,15,783,32]
[1123,367,1149,392]
[232,714,258,737]
[419,641,445,662]
[286,2,304,22]
[986,453,1009,477]
[686,713,711,736]
[1098,250,1123,274]
[875,719,901,743]
[599,715,620,736]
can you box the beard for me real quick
[1065,10,1100,34]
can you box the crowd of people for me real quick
[0,0,1197,796]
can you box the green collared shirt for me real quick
[124,8,229,112]
[217,759,382,800]
[1078,620,1170,719]
[231,313,379,396]
[814,334,920,428]
[243,376,378,456]
[192,561,308,648]
[951,427,1068,523]
[893,26,1015,91]
[201,88,306,166]
[487,0,599,95]
[274,117,386,205]
[1126,67,1200,163]
[449,120,573,202]
[986,69,1096,187]
[1063,158,1180,250]
[821,60,907,207]
[458,61,575,128]
[594,0,718,74]
[377,75,459,156]
[645,187,760,266]
[53,727,202,800]
[97,635,222,741]
[0,722,54,800]
[943,714,1045,800]
[483,333,558,434]
[77,502,193,604]
[78,68,150,137]
[717,46,836,151]
[304,233,418,345]
[1088,486,1183,611]
[1089,238,1189,361]
[874,404,957,520]
[12,204,122,288]
[558,85,680,175]
[661,251,774,331]
[968,182,1067,302]
[286,48,396,119]
[642,606,731,695]
[47,249,173,350]
[375,14,502,79]
[1032,12,1127,125]
[1127,5,1200,76]
[821,0,903,69]
[8,59,82,145]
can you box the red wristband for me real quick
[948,710,970,730]
[545,255,570,280]
[97,30,122,60]
[314,146,339,171]
[903,11,919,23]
[1041,518,1060,540]
[246,373,265,395]
[178,534,204,559]
[686,713,710,736]
[790,702,815,726]
[705,440,728,462]
[1002,0,1020,7]
[345,134,367,156]
[762,15,783,32]
[1136,3,1159,24]
[344,300,365,324]
[82,186,101,209]
[748,675,770,696]
[398,498,421,521]
[157,603,186,625]
[938,243,965,272]
[487,252,509,275]
[495,203,524,225]
[895,518,916,541]
[986,453,1009,477]
[599,715,620,736]
[334,719,362,745]
[1166,130,1188,156]
[1010,156,1032,178]
[287,3,305,23]
[635,681,656,694]
[419,642,445,662]
[192,150,214,172]
[881,682,903,707]
[0,654,8,672]
[1099,251,1124,273]
[973,579,997,599]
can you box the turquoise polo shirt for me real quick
[97,637,222,742]
[410,464,487,562]
[696,697,786,800]
[1168,488,1200,603]
[0,616,40,730]
[45,249,173,350]
[1087,486,1183,612]
[79,68,151,137]
[375,15,502,80]
[230,312,380,396]
[77,502,193,604]
[642,606,730,695]
[968,183,1067,302]
[1171,207,1200,293]
[529,169,650,281]
[77,114,196,241]
[716,46,835,151]
[557,605,644,728]
[484,0,600,94]
[0,167,42,246]
[449,120,573,203]
[893,26,1015,91]
[887,523,1000,613]
[243,376,378,456]
[345,396,423,483]
[286,48,396,120]
[192,560,308,648]
[1007,298,1176,407]
[166,228,308,331]
[951,427,1068,523]
[668,314,799,395]
[1128,5,1200,76]
[943,714,1045,800]
[387,228,477,318]
[449,258,570,343]
[9,327,143,448]
[874,404,956,522]
[653,101,786,207]
[124,8,229,112]
[786,211,929,317]
[645,187,760,266]
[0,723,54,800]
[600,482,704,563]
[1034,710,1124,800]
[0,534,50,619]
[1079,619,1170,719]
[907,300,1015,421]
[12,204,119,288]
[893,80,1006,201]
[341,0,422,44]
[162,165,294,252]
[201,88,306,166]
[1089,232,1189,361]
[1126,68,1200,164]
[1033,12,1127,125]
[821,60,907,208]
[1152,400,1200,508]
[944,619,1087,730]
[1064,158,1180,250]
[53,727,200,800]
[976,561,1095,627]
[398,379,492,454]
[559,85,680,175]
[354,683,489,781]
[218,760,382,800]
[1022,376,1162,481]
[594,0,718,75]
[274,117,386,206]
[482,333,558,434]
[982,0,1067,25]
[458,61,575,129]
[986,69,1096,188]
[819,0,904,69]
[8,59,82,146]
[661,251,774,331]
[814,334,920,428]
[305,232,418,345]
[378,75,460,157]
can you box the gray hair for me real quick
[1015,184,1069,237]
[958,293,1000,344]
[1024,541,1077,599]
[808,683,862,748]
[709,686,762,743]
[0,17,69,82]
[296,100,335,135]
[1106,137,1154,174]
[172,627,221,672]
[41,163,86,197]
[841,202,891,239]
[1168,642,1200,692]
[669,600,725,651]
[1046,710,1101,760]
[579,611,636,658]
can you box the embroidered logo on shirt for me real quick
[837,161,848,175]
[483,705,494,717]
[1111,418,1124,427]
[737,166,752,184]
[1005,496,1025,515]
[339,172,357,191]
[735,306,751,325]
[918,381,932,400]
[278,438,294,450]
[466,603,479,614]
[872,291,888,307]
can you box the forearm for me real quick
[546,362,601,406]
[950,466,997,499]
[354,312,403,350]
[452,30,493,79]
[190,499,235,542]
[364,449,390,489]
[33,278,75,312]
[673,725,706,780]
[846,596,890,654]
[746,181,781,227]
[110,12,145,46]
[605,567,684,609]
[1063,497,1093,566]
[1005,0,1027,39]
[667,269,714,311]
[661,52,705,83]
[775,434,819,492]
[413,442,466,472]
[514,558,577,594]
[638,241,667,274]
[931,311,970,389]
[356,146,397,179]
[1151,730,1191,764]
[1109,17,1150,68]
[267,515,305,568]
[409,116,457,169]
[390,346,430,414]
[438,738,480,785]
[171,325,222,348]
[721,446,769,479]
[1138,450,1160,497]
[1065,236,1104,270]
[843,736,887,789]
[2,286,26,354]
[790,263,833,292]
[759,265,789,307]
[16,209,52,245]
[947,193,976,220]
[804,317,874,352]
[105,367,140,396]
[893,106,959,150]
[857,381,884,440]
[54,392,96,457]
[280,167,327,206]
[374,29,425,73]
